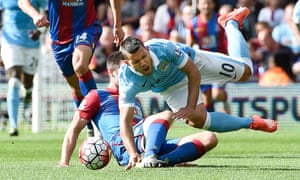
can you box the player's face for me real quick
[125,46,153,76]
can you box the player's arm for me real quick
[182,58,201,109]
[174,58,201,119]
[109,0,124,46]
[59,111,88,167]
[119,106,140,170]
[18,0,49,27]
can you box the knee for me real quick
[239,65,252,82]
[73,60,89,75]
[8,77,21,88]
[204,132,218,150]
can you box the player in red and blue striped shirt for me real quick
[18,0,124,135]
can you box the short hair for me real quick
[106,51,122,70]
[120,36,145,59]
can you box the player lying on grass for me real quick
[118,7,278,169]
[58,52,218,170]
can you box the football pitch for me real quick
[0,122,300,180]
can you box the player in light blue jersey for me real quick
[119,7,278,169]
[58,52,218,170]
[0,0,47,136]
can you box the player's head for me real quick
[106,51,122,88]
[120,36,153,76]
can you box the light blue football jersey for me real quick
[119,39,196,107]
[0,0,47,48]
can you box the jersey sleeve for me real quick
[78,90,100,120]
[118,65,139,108]
[165,41,189,69]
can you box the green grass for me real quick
[1,122,300,180]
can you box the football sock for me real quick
[158,138,179,155]
[78,70,97,96]
[71,87,93,133]
[224,20,253,73]
[206,112,252,132]
[7,78,21,129]
[71,91,83,107]
[159,139,206,166]
[144,119,170,158]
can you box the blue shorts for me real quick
[110,120,145,166]
[51,20,102,76]
[200,84,212,92]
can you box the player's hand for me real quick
[56,162,69,168]
[173,106,195,120]
[113,27,125,47]
[33,14,49,28]
[125,153,141,171]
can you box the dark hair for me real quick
[106,51,123,70]
[120,36,145,59]
[273,51,296,81]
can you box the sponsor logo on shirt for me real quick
[174,48,182,57]
[62,0,84,7]
[158,61,169,71]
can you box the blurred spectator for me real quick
[169,4,194,43]
[186,0,228,113]
[121,0,143,29]
[136,12,168,42]
[95,0,111,26]
[259,51,295,86]
[143,0,165,11]
[292,0,300,80]
[251,24,295,78]
[257,0,285,28]
[186,0,227,53]
[218,4,233,16]
[89,26,115,82]
[122,24,136,38]
[153,0,181,37]
[217,0,237,9]
[272,3,300,60]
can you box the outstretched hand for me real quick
[125,153,141,171]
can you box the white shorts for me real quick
[1,40,39,75]
[194,49,247,85]
[161,49,248,112]
[160,78,203,112]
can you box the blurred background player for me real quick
[259,50,295,86]
[0,0,47,136]
[58,52,218,170]
[186,0,229,113]
[18,0,124,137]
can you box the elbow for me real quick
[18,0,23,9]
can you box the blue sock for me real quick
[144,119,170,158]
[159,140,206,166]
[78,70,97,96]
[208,112,252,132]
[71,91,93,131]
[7,78,21,129]
[224,20,253,72]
